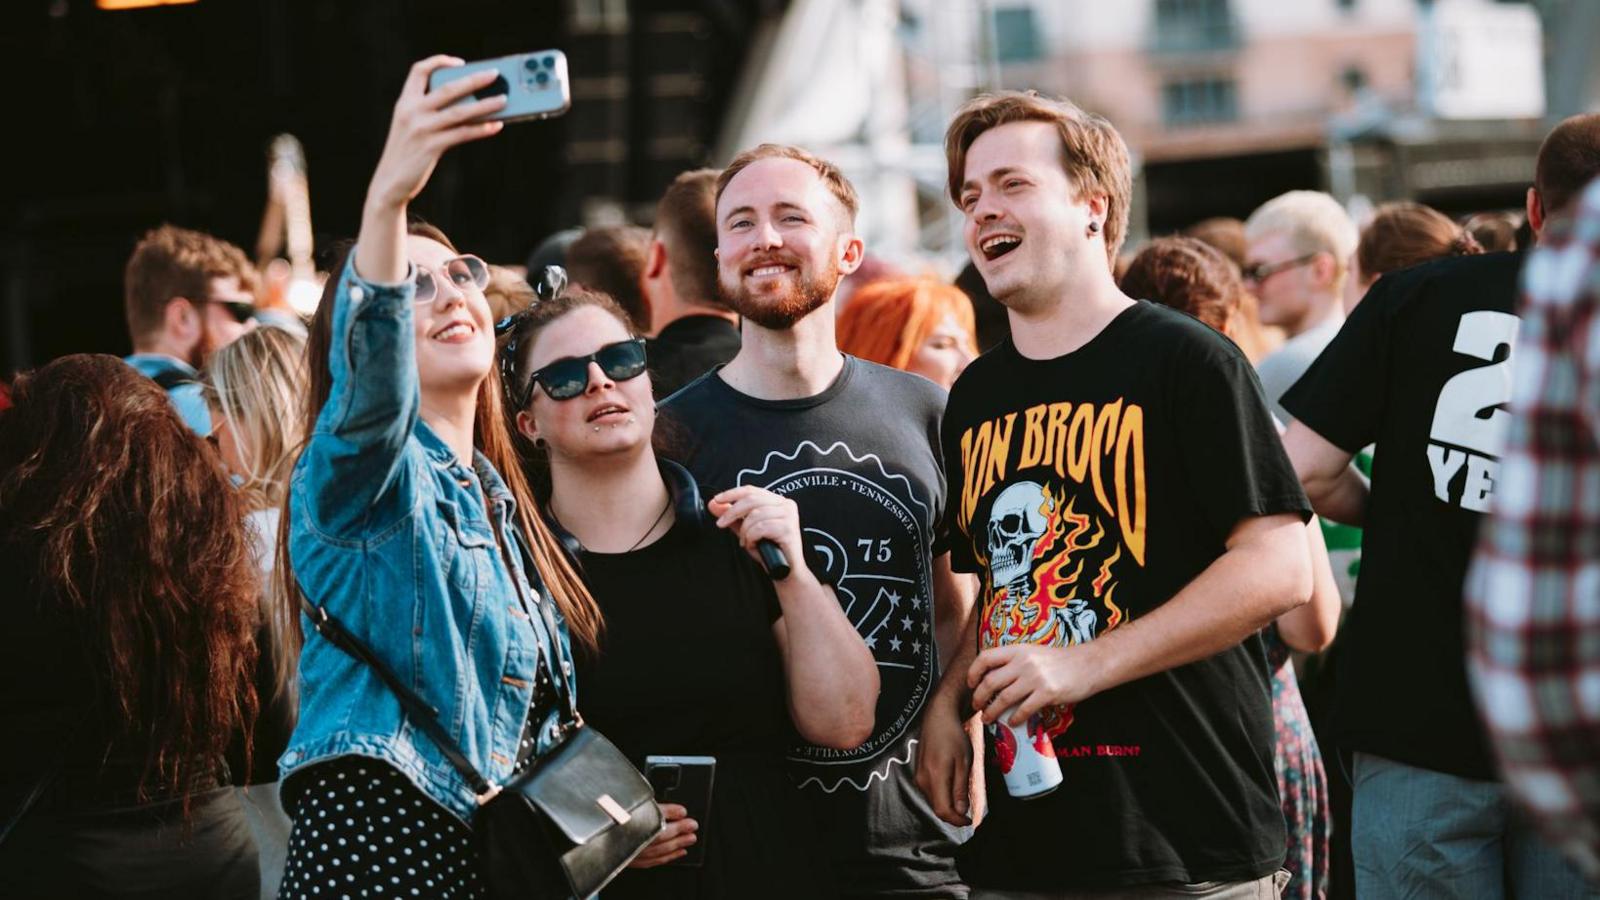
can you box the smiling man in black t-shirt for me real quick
[918,91,1315,898]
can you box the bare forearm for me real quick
[1276,517,1341,652]
[1304,465,1368,527]
[777,573,879,748]
[1078,520,1311,698]
[355,199,409,285]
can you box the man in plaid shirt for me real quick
[1469,172,1600,882]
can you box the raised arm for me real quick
[711,486,879,749]
[299,57,506,535]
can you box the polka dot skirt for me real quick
[278,664,556,898]
[277,759,483,899]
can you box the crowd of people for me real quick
[2,53,1599,900]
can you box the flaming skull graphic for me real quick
[980,481,1129,743]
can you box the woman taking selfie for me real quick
[0,355,260,897]
[501,288,879,899]
[275,57,603,898]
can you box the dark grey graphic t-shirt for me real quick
[657,356,968,899]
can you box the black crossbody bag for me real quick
[301,560,660,899]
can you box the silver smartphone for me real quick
[426,50,572,123]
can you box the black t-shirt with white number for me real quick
[1281,250,1524,780]
[657,357,968,899]
[943,301,1308,891]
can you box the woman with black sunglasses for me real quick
[501,287,879,899]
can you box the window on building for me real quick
[993,6,1042,64]
[1162,76,1239,126]
[1153,0,1236,52]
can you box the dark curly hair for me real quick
[0,354,259,813]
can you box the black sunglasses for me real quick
[522,339,648,405]
[203,297,257,324]
[414,254,489,305]
[1242,252,1319,284]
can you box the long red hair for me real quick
[837,277,978,371]
[0,355,258,811]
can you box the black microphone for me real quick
[757,540,791,581]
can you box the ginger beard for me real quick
[716,251,841,330]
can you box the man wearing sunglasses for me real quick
[122,224,258,435]
[1242,191,1359,422]
[656,144,976,899]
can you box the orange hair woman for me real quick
[837,277,978,390]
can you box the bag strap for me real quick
[300,599,494,797]
[495,517,582,731]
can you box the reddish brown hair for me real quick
[1357,202,1483,284]
[837,277,977,371]
[716,144,859,225]
[0,354,258,812]
[944,91,1133,266]
[1121,237,1243,335]
[124,224,258,343]
[291,222,605,657]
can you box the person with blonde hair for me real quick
[1244,191,1359,421]
[204,324,307,898]
[836,277,978,390]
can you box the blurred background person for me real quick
[641,169,742,400]
[1184,215,1282,363]
[1346,202,1484,312]
[524,225,582,277]
[566,223,653,333]
[122,225,260,435]
[1244,191,1360,422]
[502,286,878,897]
[1462,211,1522,254]
[1122,236,1343,900]
[203,325,307,900]
[836,276,977,390]
[0,354,261,898]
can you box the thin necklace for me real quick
[626,497,673,553]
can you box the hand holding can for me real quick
[992,704,1063,799]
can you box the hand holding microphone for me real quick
[708,487,799,581]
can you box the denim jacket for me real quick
[279,255,576,824]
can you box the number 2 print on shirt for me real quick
[1427,311,1520,511]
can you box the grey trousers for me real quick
[971,870,1290,900]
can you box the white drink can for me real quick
[992,705,1063,799]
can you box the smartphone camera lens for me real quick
[542,55,555,69]
[524,58,540,71]
[535,71,550,87]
